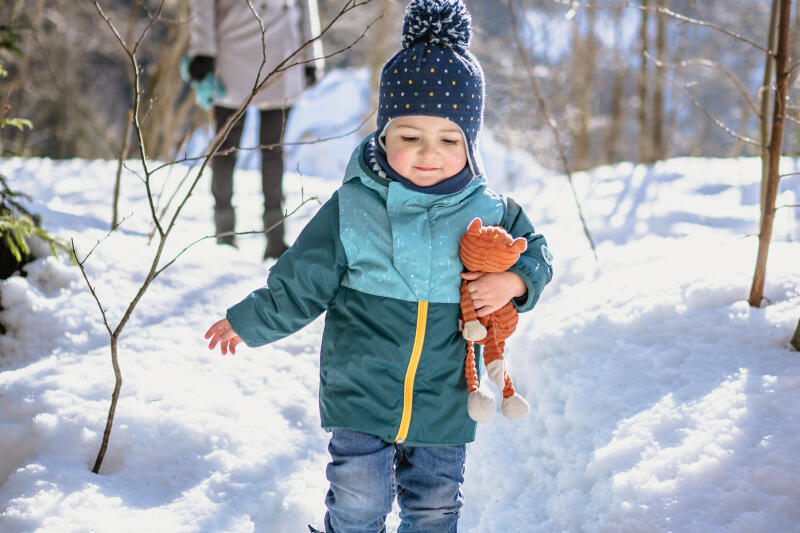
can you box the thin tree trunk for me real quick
[638,0,651,163]
[652,0,667,160]
[786,0,800,156]
[92,336,122,473]
[572,6,596,170]
[792,319,800,350]
[606,7,624,164]
[760,0,780,221]
[749,0,792,308]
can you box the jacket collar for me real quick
[343,133,486,208]
[365,134,474,195]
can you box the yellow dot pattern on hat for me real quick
[376,40,485,171]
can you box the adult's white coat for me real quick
[188,0,323,109]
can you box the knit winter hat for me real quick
[377,0,486,177]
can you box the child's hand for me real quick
[205,318,243,355]
[461,271,526,317]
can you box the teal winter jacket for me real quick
[226,136,553,445]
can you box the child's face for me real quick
[384,115,468,187]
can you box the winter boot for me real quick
[214,207,236,247]
[263,208,289,259]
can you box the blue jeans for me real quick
[323,428,466,533]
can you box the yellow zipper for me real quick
[394,300,428,443]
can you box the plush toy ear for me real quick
[510,237,527,254]
[467,218,483,234]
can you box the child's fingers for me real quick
[208,334,220,350]
[204,318,241,355]
[217,334,242,356]
[461,271,485,280]
[204,318,227,339]
[475,303,499,317]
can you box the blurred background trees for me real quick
[0,0,794,171]
[0,0,204,161]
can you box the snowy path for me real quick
[0,152,798,532]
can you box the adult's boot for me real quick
[214,207,236,247]
[263,208,289,259]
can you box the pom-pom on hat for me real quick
[377,0,486,177]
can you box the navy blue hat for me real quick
[377,0,486,177]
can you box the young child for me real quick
[204,1,553,531]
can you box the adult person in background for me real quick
[186,0,324,259]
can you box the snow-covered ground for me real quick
[1,69,799,532]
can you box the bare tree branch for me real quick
[551,0,771,54]
[507,0,598,261]
[156,195,319,276]
[658,69,762,147]
[71,238,113,337]
[80,0,373,474]
[645,52,760,116]
[149,108,376,174]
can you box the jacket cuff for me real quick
[508,265,536,312]
[226,295,266,348]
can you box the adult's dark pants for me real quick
[211,105,290,250]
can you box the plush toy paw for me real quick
[467,389,495,422]
[501,394,529,420]
[486,359,505,387]
[462,320,487,341]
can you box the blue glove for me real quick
[180,55,226,110]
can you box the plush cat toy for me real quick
[459,218,530,422]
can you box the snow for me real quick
[1,68,799,532]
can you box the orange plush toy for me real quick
[459,218,530,422]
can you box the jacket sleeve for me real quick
[226,192,347,347]
[188,0,218,58]
[501,196,553,313]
